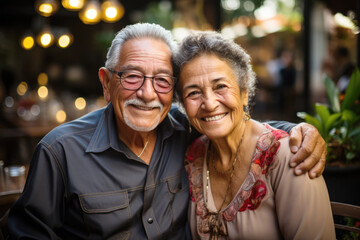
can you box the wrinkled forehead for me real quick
[118,38,173,72]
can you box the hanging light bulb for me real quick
[101,0,124,23]
[35,0,59,17]
[20,34,35,50]
[79,0,101,24]
[57,33,74,48]
[62,0,86,11]
[37,28,55,48]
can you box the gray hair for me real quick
[105,23,178,71]
[175,31,256,105]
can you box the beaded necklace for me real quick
[205,124,246,239]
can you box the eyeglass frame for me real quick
[107,68,177,93]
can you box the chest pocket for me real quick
[79,190,130,234]
[79,190,129,213]
[166,173,189,233]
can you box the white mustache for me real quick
[124,98,163,111]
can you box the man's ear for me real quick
[99,67,111,102]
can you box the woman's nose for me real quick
[201,91,218,111]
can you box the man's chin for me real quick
[124,118,160,132]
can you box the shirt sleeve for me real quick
[266,121,296,133]
[7,143,65,239]
[270,137,336,240]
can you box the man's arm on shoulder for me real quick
[267,120,295,133]
[267,121,326,179]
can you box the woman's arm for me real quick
[271,137,335,240]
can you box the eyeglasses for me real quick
[107,69,176,93]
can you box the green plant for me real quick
[297,68,360,165]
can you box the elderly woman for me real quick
[176,31,335,240]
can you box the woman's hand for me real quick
[288,123,327,179]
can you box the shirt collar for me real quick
[86,103,186,153]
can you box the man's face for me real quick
[101,38,174,133]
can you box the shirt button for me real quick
[147,218,153,224]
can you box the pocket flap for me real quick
[167,175,184,194]
[79,190,129,213]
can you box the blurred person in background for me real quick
[7,23,326,239]
[266,48,296,117]
[177,31,335,240]
[333,46,355,93]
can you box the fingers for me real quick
[291,134,326,178]
[289,124,317,167]
[288,122,327,178]
[307,150,327,179]
[288,125,302,154]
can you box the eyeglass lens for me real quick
[121,71,174,93]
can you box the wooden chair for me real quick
[331,201,360,234]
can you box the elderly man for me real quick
[8,23,326,239]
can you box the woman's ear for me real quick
[241,90,249,106]
[99,67,111,102]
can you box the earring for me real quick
[243,105,250,121]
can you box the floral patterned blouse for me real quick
[185,124,336,240]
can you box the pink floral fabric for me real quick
[185,124,288,237]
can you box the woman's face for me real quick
[180,54,248,140]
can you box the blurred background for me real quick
[0,0,358,166]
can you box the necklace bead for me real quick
[205,122,247,238]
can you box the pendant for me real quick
[208,212,222,239]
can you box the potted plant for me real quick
[297,67,360,206]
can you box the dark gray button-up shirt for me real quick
[8,103,194,239]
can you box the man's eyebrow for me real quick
[119,64,141,71]
[119,65,173,75]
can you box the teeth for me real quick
[136,105,153,110]
[204,114,226,122]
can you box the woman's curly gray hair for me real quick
[175,31,256,105]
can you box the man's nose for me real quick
[136,77,157,101]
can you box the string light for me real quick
[35,0,124,25]
[79,0,101,24]
[34,0,59,17]
[17,82,28,96]
[20,34,35,50]
[36,29,55,48]
[56,110,67,123]
[101,0,124,23]
[61,0,86,10]
[38,86,49,99]
[75,97,86,110]
[37,72,49,85]
[57,33,73,48]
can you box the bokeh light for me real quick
[75,97,86,110]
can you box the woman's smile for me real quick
[202,113,228,122]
